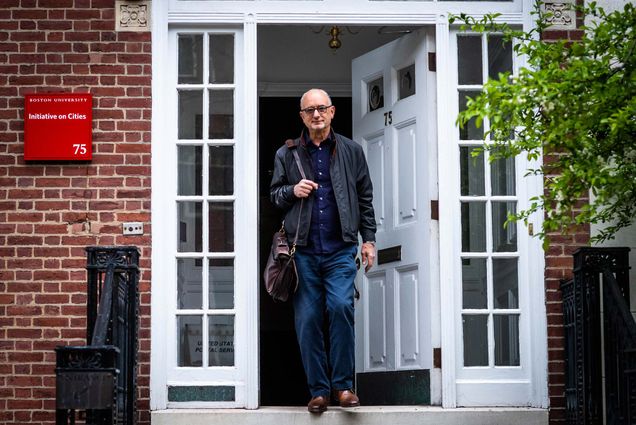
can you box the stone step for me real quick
[153,406,548,425]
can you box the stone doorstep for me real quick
[152,406,548,425]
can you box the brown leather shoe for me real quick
[307,395,328,413]
[336,389,360,408]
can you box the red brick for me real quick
[6,328,42,339]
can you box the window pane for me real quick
[462,258,487,309]
[367,77,384,112]
[398,64,416,100]
[178,146,202,196]
[458,36,482,85]
[494,314,520,366]
[177,258,202,309]
[463,314,488,366]
[461,202,486,252]
[178,34,203,84]
[178,90,202,140]
[209,90,234,139]
[492,201,517,252]
[209,315,234,366]
[458,91,483,140]
[209,258,234,309]
[493,258,518,309]
[209,34,234,84]
[178,315,202,367]
[488,35,513,80]
[178,202,202,253]
[491,156,516,196]
[209,146,233,195]
[209,202,234,252]
[460,147,485,196]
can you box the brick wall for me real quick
[0,2,151,424]
[545,226,589,423]
[543,3,589,422]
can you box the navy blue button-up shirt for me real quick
[301,132,353,254]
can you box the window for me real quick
[456,34,520,368]
[175,32,237,373]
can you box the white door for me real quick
[352,29,436,404]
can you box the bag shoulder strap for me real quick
[285,138,307,180]
[284,138,306,252]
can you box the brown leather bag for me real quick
[263,224,299,302]
[263,140,305,302]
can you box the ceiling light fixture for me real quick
[311,25,360,51]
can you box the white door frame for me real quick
[151,0,544,411]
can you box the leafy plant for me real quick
[451,2,636,247]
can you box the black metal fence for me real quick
[56,246,139,425]
[562,247,633,425]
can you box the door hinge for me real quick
[428,52,436,72]
[433,347,441,368]
[431,200,439,220]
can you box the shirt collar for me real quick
[302,129,336,151]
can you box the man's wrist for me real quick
[363,241,375,246]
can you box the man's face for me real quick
[299,90,335,133]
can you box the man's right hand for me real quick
[294,179,318,198]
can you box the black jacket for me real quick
[270,132,376,247]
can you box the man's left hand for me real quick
[361,242,376,273]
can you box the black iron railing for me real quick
[56,246,139,425]
[562,247,632,425]
[602,266,636,425]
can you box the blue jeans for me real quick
[293,245,358,398]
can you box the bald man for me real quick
[270,89,376,413]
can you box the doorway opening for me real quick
[258,96,352,406]
[257,24,422,406]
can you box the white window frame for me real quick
[152,3,258,408]
[152,0,545,411]
[437,16,547,407]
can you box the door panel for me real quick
[368,273,388,370]
[398,267,419,367]
[352,29,433,405]
[365,133,386,230]
[396,122,417,224]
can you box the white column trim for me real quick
[435,14,457,409]
[242,13,260,410]
[150,0,170,411]
[523,0,548,407]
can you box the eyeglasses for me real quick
[300,105,332,115]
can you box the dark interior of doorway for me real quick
[258,96,352,406]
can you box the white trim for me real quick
[242,14,260,410]
[167,0,526,23]
[150,0,170,411]
[425,29,442,406]
[168,12,526,26]
[435,13,457,409]
[522,0,548,408]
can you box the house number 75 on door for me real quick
[384,111,392,126]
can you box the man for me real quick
[270,88,376,413]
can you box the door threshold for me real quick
[153,406,548,425]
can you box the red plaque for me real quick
[24,93,93,161]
